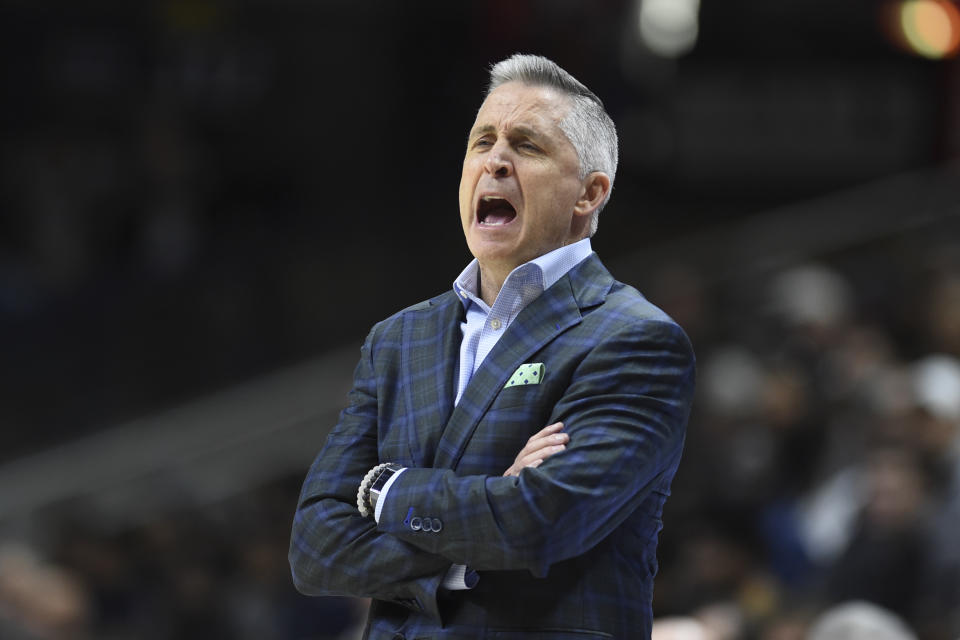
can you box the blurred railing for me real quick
[612,161,960,287]
[0,346,358,537]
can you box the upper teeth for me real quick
[482,196,499,202]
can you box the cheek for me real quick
[458,183,471,220]
[458,175,470,209]
[459,159,487,217]
[528,174,574,211]
[547,177,582,211]
[459,160,478,199]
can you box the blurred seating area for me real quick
[1,195,958,639]
[0,476,368,640]
[646,222,960,639]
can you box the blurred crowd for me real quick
[648,241,960,639]
[1,231,958,639]
[0,477,368,640]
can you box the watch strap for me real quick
[369,463,404,511]
[357,462,403,517]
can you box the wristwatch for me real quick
[370,463,403,512]
[357,462,404,517]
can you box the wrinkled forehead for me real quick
[472,81,572,133]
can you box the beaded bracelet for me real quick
[357,462,391,517]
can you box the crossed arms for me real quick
[289,316,694,619]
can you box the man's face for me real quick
[459,82,587,276]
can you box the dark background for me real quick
[1,0,949,455]
[0,1,958,639]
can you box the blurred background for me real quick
[0,0,958,638]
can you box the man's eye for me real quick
[473,139,493,148]
[518,142,539,152]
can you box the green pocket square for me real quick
[505,363,545,387]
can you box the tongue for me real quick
[482,207,516,226]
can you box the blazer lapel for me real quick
[400,291,463,467]
[432,254,614,470]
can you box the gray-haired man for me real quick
[291,54,694,639]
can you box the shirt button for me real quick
[490,318,502,330]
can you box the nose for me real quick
[483,144,513,177]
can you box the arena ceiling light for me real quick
[884,0,960,59]
[637,0,701,58]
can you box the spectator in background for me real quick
[911,355,960,638]
[824,448,928,619]
[923,272,960,357]
[651,616,715,640]
[0,542,90,640]
[806,601,917,640]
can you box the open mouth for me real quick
[477,195,517,227]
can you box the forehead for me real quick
[472,82,570,134]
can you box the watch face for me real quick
[370,465,403,509]
[372,469,393,491]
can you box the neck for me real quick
[475,236,587,307]
[477,265,506,307]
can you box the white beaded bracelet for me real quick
[357,463,391,517]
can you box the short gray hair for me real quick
[486,54,618,236]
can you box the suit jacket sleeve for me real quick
[376,317,695,578]
[289,325,451,620]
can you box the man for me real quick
[290,54,695,639]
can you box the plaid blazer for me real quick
[290,254,695,640]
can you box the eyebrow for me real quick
[468,124,496,140]
[468,123,546,142]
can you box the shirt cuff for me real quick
[373,468,406,523]
[442,564,479,590]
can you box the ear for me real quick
[573,172,611,219]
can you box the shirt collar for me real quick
[452,238,594,308]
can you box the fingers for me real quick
[519,441,567,465]
[503,422,569,476]
[527,421,564,443]
[523,423,568,455]
[521,423,567,455]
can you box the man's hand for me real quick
[503,422,568,477]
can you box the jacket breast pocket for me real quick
[458,387,554,474]
[491,383,546,410]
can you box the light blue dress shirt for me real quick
[375,238,595,589]
[452,238,594,405]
